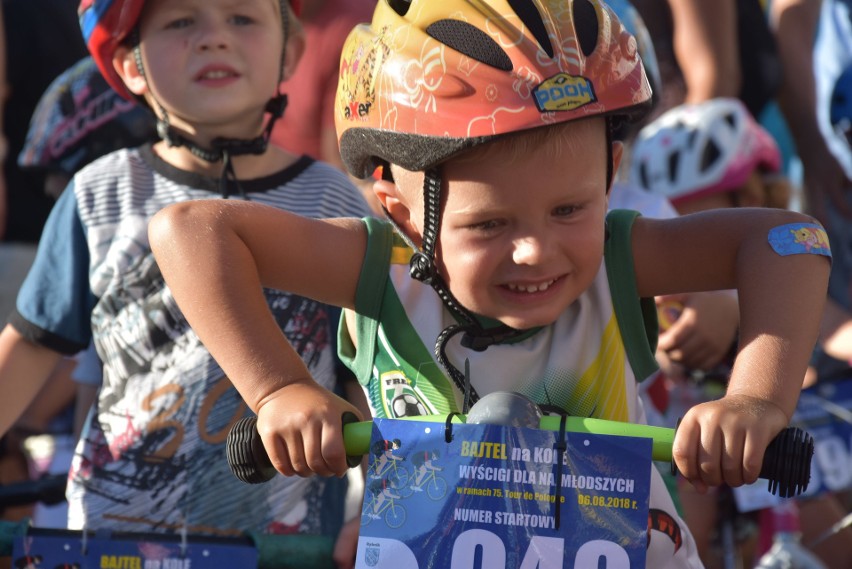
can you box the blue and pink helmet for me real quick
[19,56,157,178]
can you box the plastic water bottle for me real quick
[754,500,828,569]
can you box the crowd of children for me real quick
[147,0,840,567]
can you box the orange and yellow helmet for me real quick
[335,0,653,178]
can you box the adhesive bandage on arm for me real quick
[768,223,832,258]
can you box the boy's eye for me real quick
[230,14,255,25]
[553,205,578,217]
[468,219,503,231]
[165,17,193,30]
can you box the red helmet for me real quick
[78,0,302,101]
[335,0,653,178]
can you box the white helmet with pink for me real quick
[629,97,781,205]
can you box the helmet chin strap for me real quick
[153,95,287,199]
[387,166,526,411]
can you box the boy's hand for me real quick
[671,393,788,493]
[656,291,739,371]
[255,379,362,478]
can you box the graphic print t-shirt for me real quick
[12,146,372,536]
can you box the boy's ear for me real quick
[373,178,422,246]
[608,140,624,195]
[281,28,306,81]
[113,45,148,96]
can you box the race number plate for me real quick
[356,418,652,569]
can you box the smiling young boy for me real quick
[0,0,373,559]
[149,0,831,566]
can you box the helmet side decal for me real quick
[339,25,391,122]
[533,73,597,112]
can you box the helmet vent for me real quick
[668,151,680,182]
[723,111,737,129]
[508,0,554,58]
[426,20,513,71]
[387,0,412,16]
[687,129,697,147]
[638,161,650,189]
[572,0,600,57]
[700,140,722,173]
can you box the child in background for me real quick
[630,97,790,215]
[815,63,852,378]
[607,0,740,381]
[149,1,830,567]
[18,55,158,200]
[0,0,372,564]
[604,5,743,527]
[630,96,789,381]
[630,96,848,569]
[3,54,157,530]
[629,96,788,568]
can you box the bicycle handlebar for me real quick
[0,474,66,509]
[227,413,814,498]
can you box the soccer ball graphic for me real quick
[392,393,426,417]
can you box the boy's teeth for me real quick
[204,70,231,79]
[507,279,555,293]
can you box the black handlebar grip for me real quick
[759,426,814,498]
[226,413,362,484]
[227,416,277,484]
[0,473,67,508]
[672,423,815,498]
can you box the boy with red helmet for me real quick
[0,0,372,561]
[150,1,830,566]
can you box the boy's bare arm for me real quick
[632,207,828,416]
[149,200,367,477]
[631,208,830,490]
[0,324,64,437]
